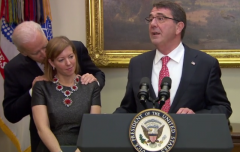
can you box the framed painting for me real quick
[86,0,240,68]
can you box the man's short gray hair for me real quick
[12,21,45,52]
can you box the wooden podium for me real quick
[231,123,240,152]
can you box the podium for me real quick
[60,146,77,152]
[74,114,233,152]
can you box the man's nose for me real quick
[40,48,46,57]
[150,18,157,27]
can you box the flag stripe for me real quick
[0,31,19,59]
[0,0,5,19]
[0,47,8,78]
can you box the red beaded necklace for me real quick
[53,76,80,107]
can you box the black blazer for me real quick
[2,41,105,152]
[114,45,232,118]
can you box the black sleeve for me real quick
[91,82,101,106]
[2,66,32,123]
[196,59,232,118]
[31,81,46,107]
[113,59,137,113]
[72,41,105,90]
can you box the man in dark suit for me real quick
[114,1,232,118]
[2,21,105,152]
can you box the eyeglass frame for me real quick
[145,15,180,24]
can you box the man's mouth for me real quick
[152,32,160,35]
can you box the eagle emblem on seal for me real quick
[141,119,165,145]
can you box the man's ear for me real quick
[19,49,27,56]
[176,22,184,35]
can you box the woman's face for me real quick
[49,46,77,77]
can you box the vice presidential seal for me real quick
[129,109,177,152]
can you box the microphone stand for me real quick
[158,97,166,109]
[140,99,147,109]
[147,97,167,109]
[147,97,160,109]
[139,92,169,110]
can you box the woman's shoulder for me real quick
[79,81,99,89]
[34,80,54,89]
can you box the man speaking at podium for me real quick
[114,1,232,118]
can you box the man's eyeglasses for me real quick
[145,15,180,24]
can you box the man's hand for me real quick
[81,73,97,85]
[32,76,48,87]
[176,108,195,114]
[75,148,81,152]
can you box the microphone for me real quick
[137,77,150,107]
[158,77,172,109]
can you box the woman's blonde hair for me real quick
[44,36,80,81]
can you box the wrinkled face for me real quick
[49,46,76,77]
[148,7,178,47]
[21,31,48,63]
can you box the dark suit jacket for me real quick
[2,41,105,152]
[114,45,232,118]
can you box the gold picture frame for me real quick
[86,0,240,68]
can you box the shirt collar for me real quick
[37,62,44,72]
[154,42,184,64]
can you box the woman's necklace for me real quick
[53,76,80,107]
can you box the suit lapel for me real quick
[24,56,44,77]
[141,50,157,106]
[170,45,198,112]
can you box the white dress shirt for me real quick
[37,62,44,72]
[151,42,185,105]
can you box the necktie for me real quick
[158,56,171,113]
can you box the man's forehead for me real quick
[150,7,171,15]
[23,39,47,53]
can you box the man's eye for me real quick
[148,18,154,21]
[157,17,164,21]
[33,52,39,55]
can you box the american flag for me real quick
[0,17,53,77]
[0,16,53,152]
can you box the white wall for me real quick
[0,0,239,151]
